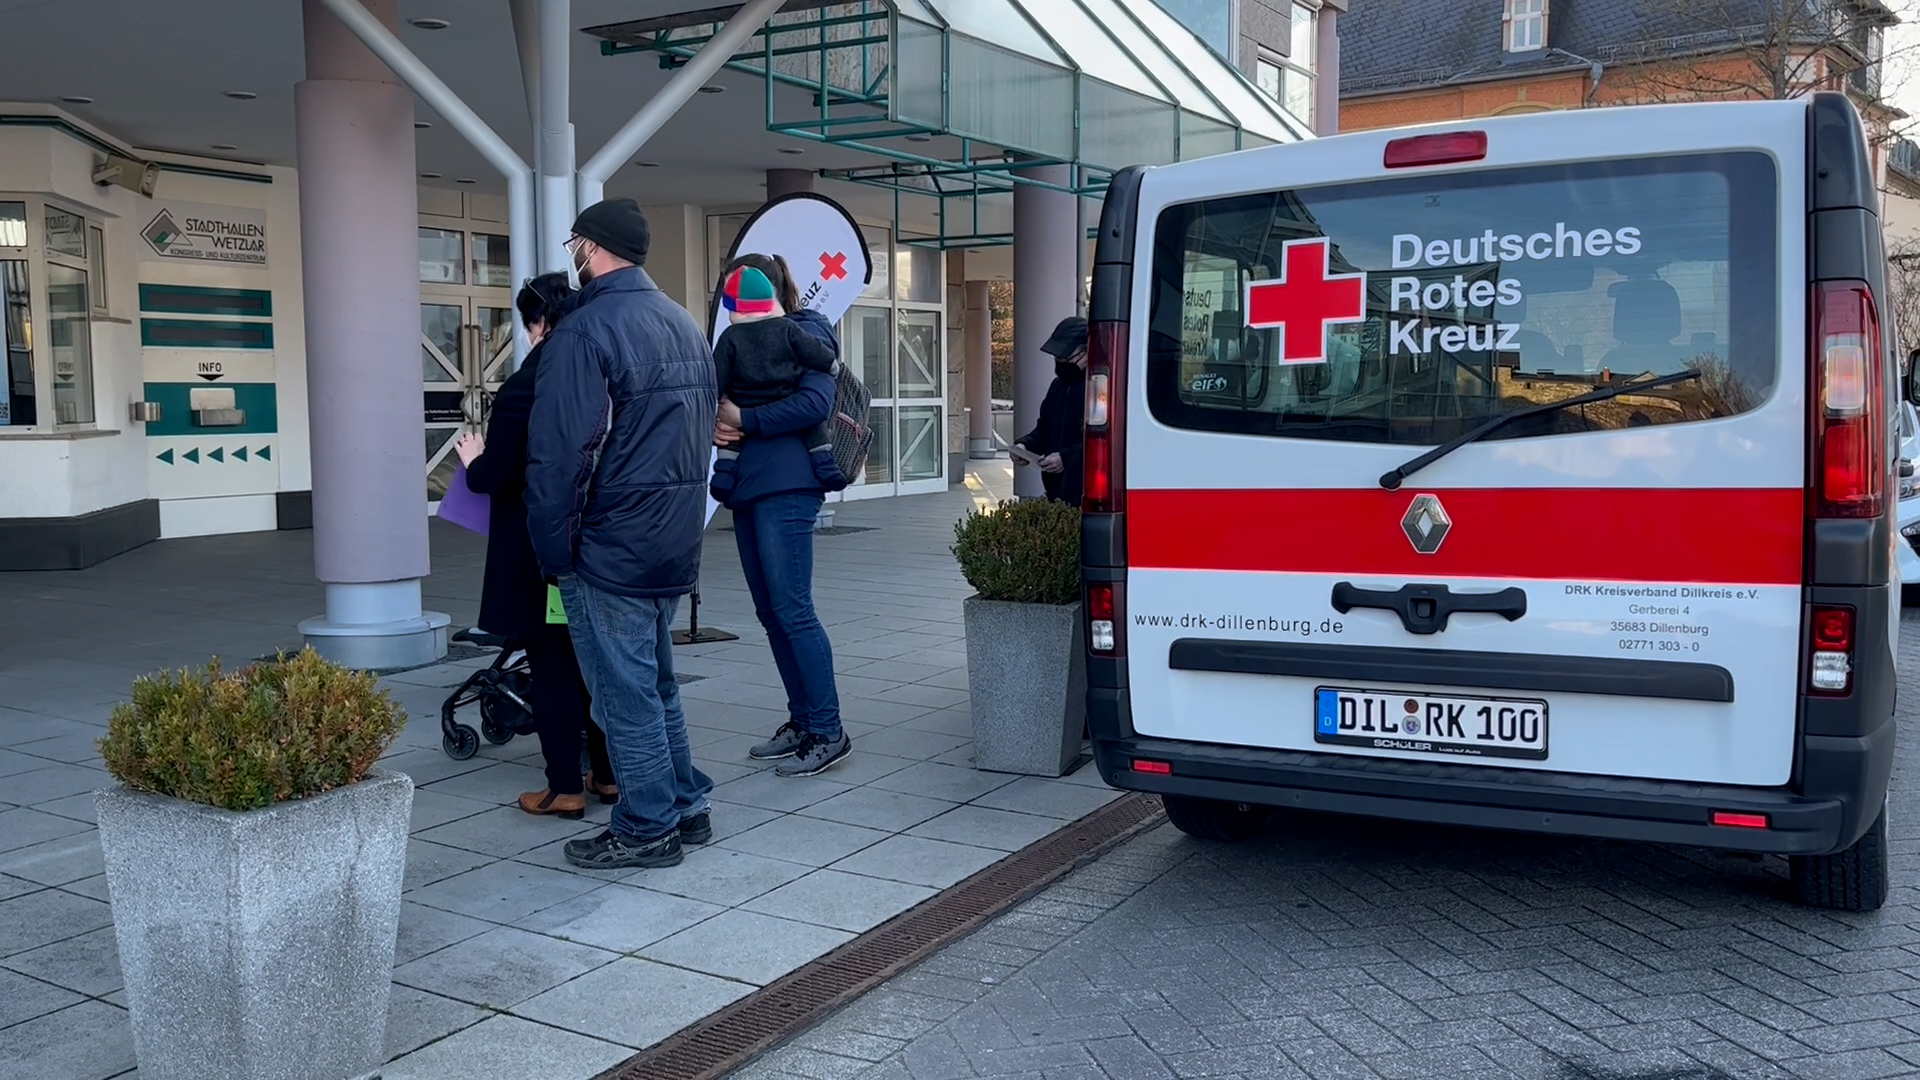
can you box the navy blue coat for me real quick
[525,267,718,598]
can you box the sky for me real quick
[1885,2,1920,122]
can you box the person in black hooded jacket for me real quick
[1015,316,1089,507]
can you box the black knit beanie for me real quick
[571,198,651,266]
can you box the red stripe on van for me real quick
[1128,488,1804,585]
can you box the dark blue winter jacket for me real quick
[525,267,718,597]
[725,307,839,507]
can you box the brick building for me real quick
[1338,0,1900,168]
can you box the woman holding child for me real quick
[709,253,852,778]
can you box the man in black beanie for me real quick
[526,197,720,872]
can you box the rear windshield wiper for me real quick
[1378,367,1702,491]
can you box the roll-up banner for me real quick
[704,193,873,525]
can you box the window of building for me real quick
[1253,5,1316,125]
[87,224,108,318]
[1255,57,1282,102]
[1149,0,1237,60]
[1506,0,1547,52]
[0,199,100,430]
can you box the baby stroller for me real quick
[440,628,540,760]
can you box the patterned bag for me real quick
[822,362,874,490]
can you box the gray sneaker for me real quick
[776,731,852,777]
[750,722,806,760]
[563,828,683,871]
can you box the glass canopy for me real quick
[892,0,1306,169]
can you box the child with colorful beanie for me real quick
[710,265,840,504]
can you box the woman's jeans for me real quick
[558,576,712,842]
[524,623,612,796]
[733,492,844,739]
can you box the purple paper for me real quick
[438,461,490,536]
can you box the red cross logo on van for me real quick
[1244,237,1367,365]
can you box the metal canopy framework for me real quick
[590,0,1306,248]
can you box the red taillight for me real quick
[1083,322,1125,513]
[1132,759,1172,775]
[1811,280,1885,519]
[1711,811,1769,829]
[1087,583,1115,621]
[1384,131,1487,169]
[1809,604,1855,695]
[1812,606,1854,650]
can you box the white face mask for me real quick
[565,238,592,292]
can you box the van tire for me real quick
[1163,795,1268,841]
[1790,802,1889,912]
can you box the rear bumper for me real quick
[1089,691,1894,857]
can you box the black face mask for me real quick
[1055,359,1084,381]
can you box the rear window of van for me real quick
[1146,152,1780,443]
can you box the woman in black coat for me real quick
[454,273,615,819]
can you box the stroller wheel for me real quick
[479,697,518,745]
[443,724,480,760]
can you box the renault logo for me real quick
[1401,494,1451,555]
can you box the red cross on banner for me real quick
[1244,237,1367,365]
[820,251,849,281]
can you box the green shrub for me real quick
[952,498,1082,605]
[99,648,407,812]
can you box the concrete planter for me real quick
[963,596,1087,776]
[96,769,413,1080]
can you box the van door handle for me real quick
[1331,582,1528,636]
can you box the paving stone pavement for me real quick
[734,614,1920,1080]
[0,465,1136,1080]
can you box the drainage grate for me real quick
[593,791,1165,1080]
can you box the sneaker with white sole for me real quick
[775,731,851,777]
[750,722,806,760]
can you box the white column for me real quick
[536,0,575,271]
[295,0,450,668]
[1314,6,1342,136]
[965,280,994,458]
[1011,164,1077,500]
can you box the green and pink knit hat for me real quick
[723,266,777,315]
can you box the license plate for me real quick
[1314,687,1548,761]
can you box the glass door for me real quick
[421,296,513,504]
[419,223,512,506]
[837,238,946,500]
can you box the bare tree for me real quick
[1608,0,1906,116]
[1885,235,1920,356]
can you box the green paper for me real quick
[546,585,568,625]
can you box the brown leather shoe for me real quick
[518,789,587,820]
[585,774,620,805]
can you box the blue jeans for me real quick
[558,577,712,841]
[733,493,843,739]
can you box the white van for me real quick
[1081,93,1899,911]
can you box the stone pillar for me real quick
[766,168,814,199]
[294,0,449,668]
[965,280,994,458]
[946,249,967,483]
[1314,5,1342,136]
[1012,164,1077,499]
